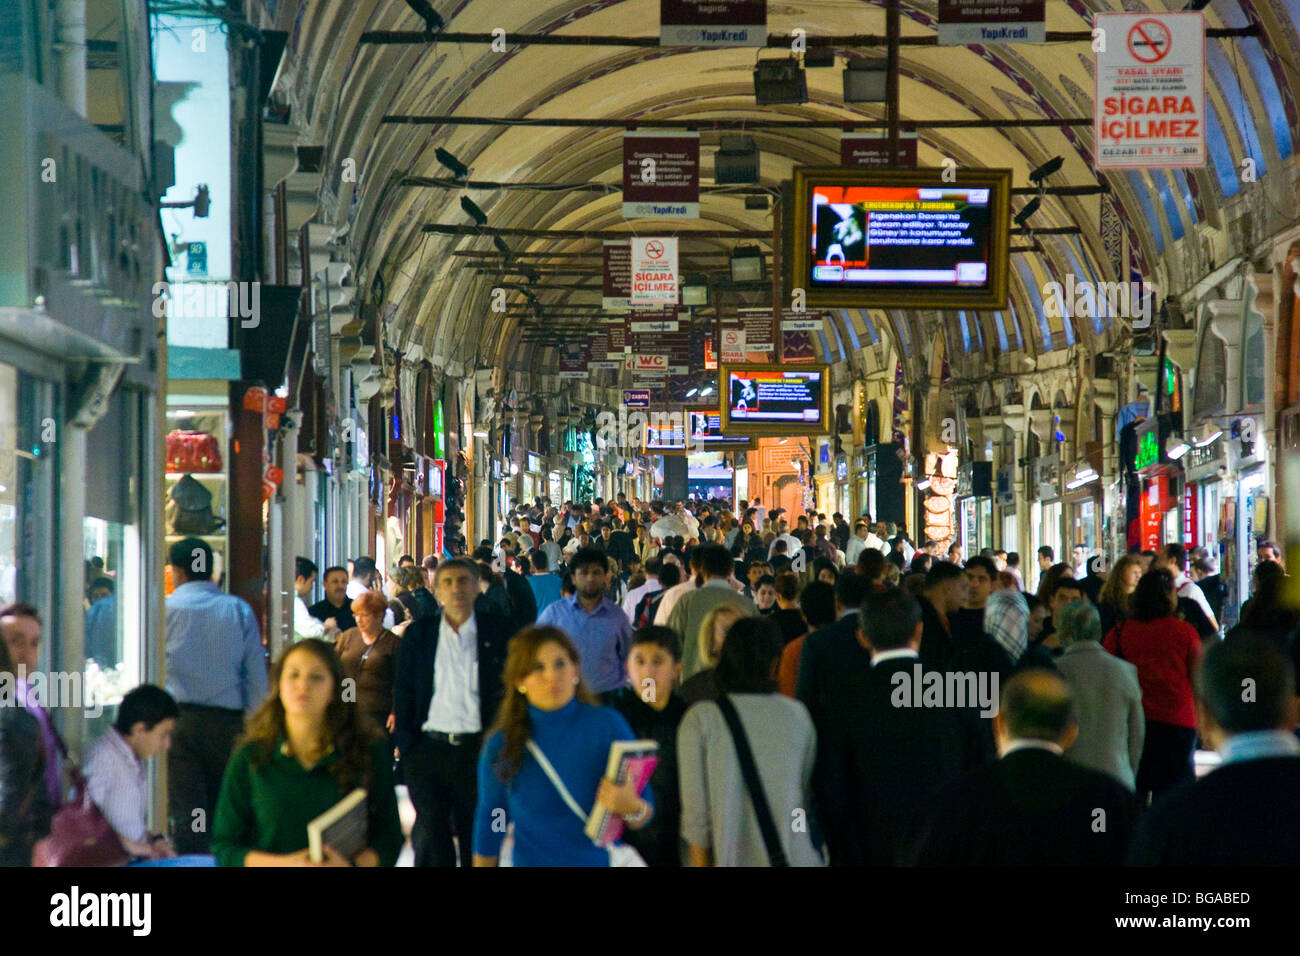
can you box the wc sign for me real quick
[1095,12,1205,169]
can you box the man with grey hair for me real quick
[1054,600,1144,790]
[909,669,1136,865]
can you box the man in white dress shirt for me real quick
[394,558,512,867]
[292,557,336,642]
[83,684,179,860]
[1159,542,1218,632]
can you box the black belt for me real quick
[425,730,482,747]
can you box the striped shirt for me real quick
[165,581,268,712]
[83,727,148,843]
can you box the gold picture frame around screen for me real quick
[790,166,1012,310]
[718,363,831,436]
[684,406,755,450]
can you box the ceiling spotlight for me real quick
[1028,156,1064,184]
[1166,440,1190,460]
[730,245,765,283]
[843,55,887,103]
[435,147,469,179]
[686,387,699,398]
[460,196,487,225]
[715,134,759,185]
[404,0,445,34]
[1013,196,1042,227]
[700,386,714,397]
[754,56,807,106]
[778,436,789,445]
[804,47,835,69]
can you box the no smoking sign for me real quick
[1095,11,1205,170]
[1127,19,1171,63]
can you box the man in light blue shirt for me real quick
[164,537,266,854]
[84,577,118,665]
[536,547,631,694]
[526,550,563,613]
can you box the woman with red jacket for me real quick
[1103,568,1201,806]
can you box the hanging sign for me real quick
[623,133,700,219]
[558,341,587,378]
[660,0,766,46]
[630,237,680,305]
[588,332,620,371]
[737,308,775,352]
[1095,12,1206,169]
[606,315,628,354]
[937,0,1045,44]
[720,326,747,364]
[840,131,919,168]
[603,241,632,311]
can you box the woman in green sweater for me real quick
[212,639,403,866]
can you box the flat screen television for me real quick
[719,363,830,436]
[644,414,688,453]
[685,408,754,450]
[790,167,1011,309]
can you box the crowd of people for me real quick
[2,493,1299,867]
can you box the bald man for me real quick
[908,669,1136,865]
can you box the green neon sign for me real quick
[1134,429,1159,469]
[433,400,446,459]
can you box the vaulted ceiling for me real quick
[258,0,1300,383]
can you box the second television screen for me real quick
[725,367,825,429]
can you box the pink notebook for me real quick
[585,740,660,846]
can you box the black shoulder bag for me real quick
[713,693,790,867]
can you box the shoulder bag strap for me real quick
[712,694,790,867]
[525,739,589,826]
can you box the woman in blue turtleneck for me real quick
[472,626,654,866]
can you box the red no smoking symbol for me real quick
[645,240,665,259]
[1128,19,1171,63]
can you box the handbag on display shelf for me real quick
[166,474,226,535]
[32,768,129,868]
[166,429,223,473]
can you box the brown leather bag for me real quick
[32,767,130,867]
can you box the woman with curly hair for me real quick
[211,640,403,866]
[472,627,654,867]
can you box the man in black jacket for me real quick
[917,561,967,672]
[816,588,991,865]
[794,571,875,728]
[1128,636,1300,865]
[394,558,513,867]
[909,669,1136,865]
[474,543,537,631]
